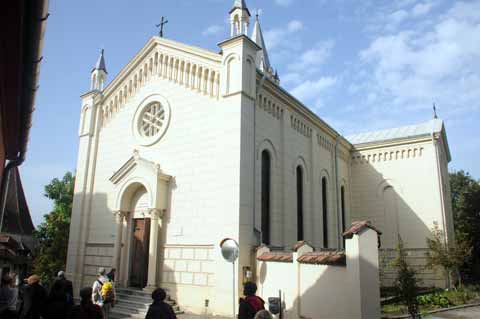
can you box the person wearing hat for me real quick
[18,275,47,319]
[238,282,265,319]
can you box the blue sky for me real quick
[23,0,479,225]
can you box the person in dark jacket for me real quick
[145,288,176,319]
[238,282,265,319]
[18,275,48,319]
[43,279,71,319]
[54,270,74,305]
[69,287,103,319]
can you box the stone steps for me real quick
[111,287,183,319]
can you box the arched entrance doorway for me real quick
[110,152,171,291]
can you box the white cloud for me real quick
[275,0,294,7]
[264,19,304,49]
[412,2,433,17]
[359,1,480,116]
[287,20,304,32]
[288,40,334,71]
[202,25,223,36]
[291,76,337,102]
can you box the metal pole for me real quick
[233,260,236,319]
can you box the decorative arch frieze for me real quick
[100,40,222,128]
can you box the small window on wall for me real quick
[261,150,271,245]
[322,177,328,248]
[297,166,304,241]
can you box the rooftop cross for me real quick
[433,103,438,119]
[156,16,169,38]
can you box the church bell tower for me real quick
[229,0,251,37]
[90,49,107,91]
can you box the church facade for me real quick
[66,0,453,315]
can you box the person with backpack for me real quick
[145,288,177,319]
[238,282,265,319]
[92,268,115,319]
[70,287,103,319]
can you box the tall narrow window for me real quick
[261,150,271,245]
[341,186,346,233]
[322,177,328,248]
[296,166,304,241]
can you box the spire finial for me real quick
[433,103,438,119]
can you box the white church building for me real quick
[66,1,454,317]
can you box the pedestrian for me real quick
[145,288,177,319]
[106,269,116,283]
[54,270,74,305]
[92,268,114,319]
[70,287,103,319]
[0,273,19,319]
[238,282,265,319]
[43,279,71,319]
[254,310,273,319]
[18,275,47,319]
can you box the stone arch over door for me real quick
[109,151,172,290]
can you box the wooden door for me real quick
[130,218,150,288]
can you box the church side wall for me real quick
[252,88,351,251]
[350,139,447,287]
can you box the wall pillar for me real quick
[112,211,128,283]
[145,208,163,292]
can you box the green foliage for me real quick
[449,171,480,282]
[33,172,75,285]
[417,293,451,308]
[425,222,472,288]
[391,236,421,318]
[382,286,480,315]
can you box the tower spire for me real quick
[91,49,107,91]
[251,13,271,73]
[229,0,251,37]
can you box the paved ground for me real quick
[426,305,480,319]
[178,314,230,319]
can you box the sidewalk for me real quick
[427,305,480,319]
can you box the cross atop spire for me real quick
[93,49,107,74]
[433,103,438,119]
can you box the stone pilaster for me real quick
[144,208,164,292]
[112,211,129,280]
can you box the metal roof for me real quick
[346,119,444,145]
[93,49,107,73]
[229,0,250,15]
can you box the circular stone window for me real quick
[133,95,171,146]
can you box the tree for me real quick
[391,236,421,318]
[449,171,480,283]
[425,222,472,288]
[33,172,74,285]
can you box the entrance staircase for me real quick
[111,288,183,319]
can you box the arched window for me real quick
[322,177,328,248]
[297,166,304,241]
[261,151,271,245]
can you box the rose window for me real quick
[139,102,165,137]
